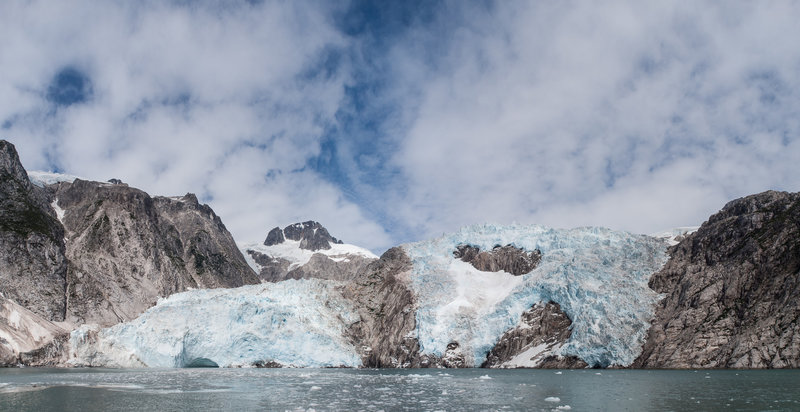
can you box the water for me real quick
[1,368,799,411]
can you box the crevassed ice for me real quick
[27,170,81,187]
[403,223,668,367]
[69,279,362,368]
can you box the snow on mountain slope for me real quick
[403,224,669,368]
[68,279,361,368]
[240,240,377,273]
[650,226,700,246]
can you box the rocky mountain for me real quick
[0,140,258,365]
[4,137,800,369]
[0,141,68,323]
[634,190,800,368]
[241,221,376,283]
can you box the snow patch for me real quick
[650,226,699,246]
[51,199,66,223]
[239,239,377,273]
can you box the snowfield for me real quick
[239,239,377,273]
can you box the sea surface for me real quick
[1,368,799,411]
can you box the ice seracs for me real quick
[403,223,668,368]
[68,279,362,368]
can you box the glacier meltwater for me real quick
[69,279,361,368]
[403,224,669,367]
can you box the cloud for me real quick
[0,0,392,250]
[2,1,799,251]
[340,1,800,240]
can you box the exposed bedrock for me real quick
[0,141,68,322]
[264,221,343,251]
[453,244,541,275]
[635,190,800,368]
[53,180,258,326]
[343,247,422,367]
[483,301,588,369]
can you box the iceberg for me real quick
[403,223,668,367]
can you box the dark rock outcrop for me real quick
[264,227,285,246]
[482,301,587,368]
[343,247,422,367]
[0,141,68,322]
[454,244,541,275]
[266,221,343,251]
[635,190,800,368]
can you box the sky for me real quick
[2,1,800,253]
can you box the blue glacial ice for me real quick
[403,224,669,367]
[69,279,362,368]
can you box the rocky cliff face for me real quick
[635,190,800,368]
[265,221,343,250]
[482,301,587,369]
[0,139,259,365]
[0,141,68,322]
[51,179,259,326]
[342,247,422,367]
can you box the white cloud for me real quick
[0,0,392,251]
[371,1,800,240]
[2,1,799,251]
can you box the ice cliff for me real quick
[403,224,668,367]
[69,279,361,368]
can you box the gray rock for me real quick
[0,141,68,322]
[281,221,343,251]
[635,190,800,368]
[343,247,422,367]
[263,227,285,246]
[483,301,587,368]
[453,244,541,275]
[54,181,259,326]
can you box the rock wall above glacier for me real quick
[635,190,800,368]
[0,141,68,322]
[52,179,259,326]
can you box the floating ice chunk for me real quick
[477,375,492,380]
[544,397,561,402]
[556,406,571,410]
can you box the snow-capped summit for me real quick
[263,220,343,251]
[241,221,377,282]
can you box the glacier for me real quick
[403,224,669,368]
[67,223,670,369]
[68,279,362,368]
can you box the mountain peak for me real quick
[263,220,343,251]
